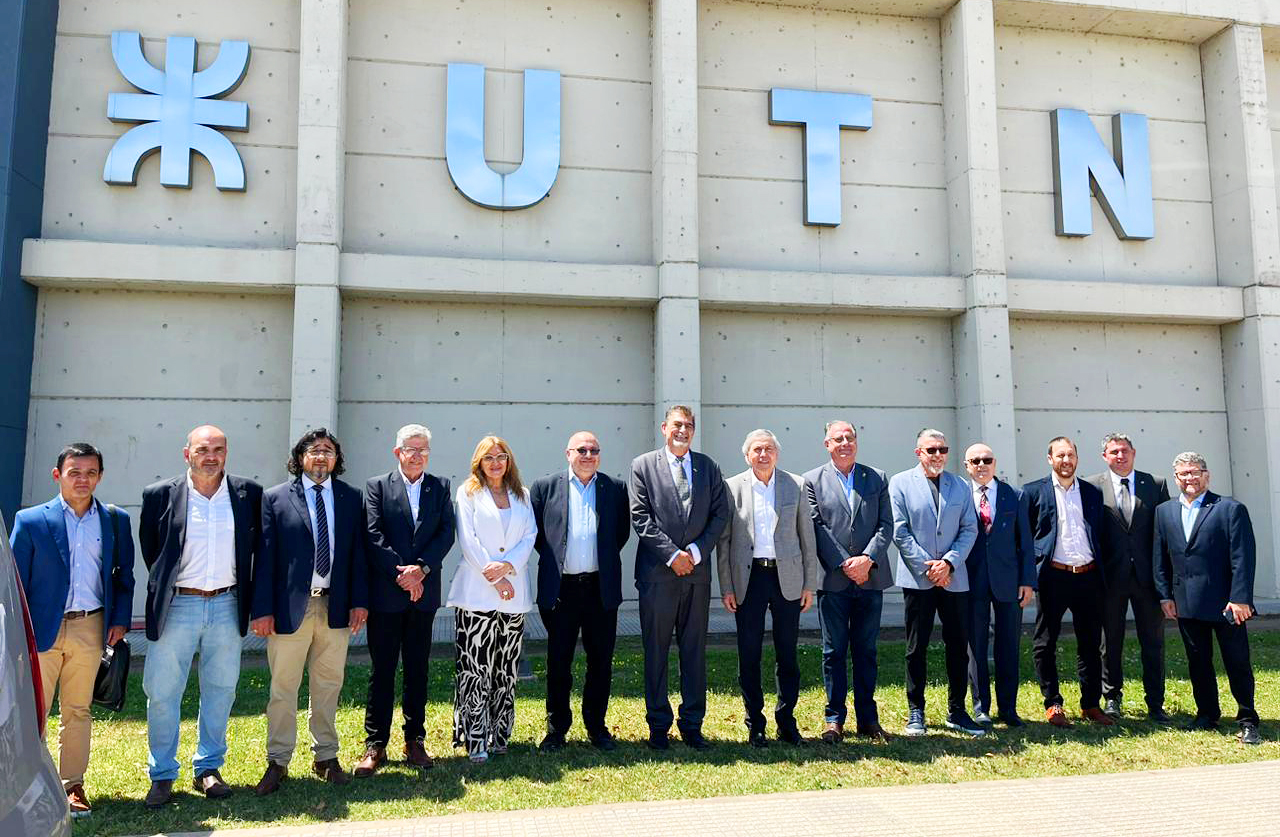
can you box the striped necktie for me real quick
[313,483,330,578]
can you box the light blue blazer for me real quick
[888,466,977,592]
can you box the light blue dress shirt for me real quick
[1181,493,1205,541]
[303,476,336,586]
[835,465,857,511]
[565,472,599,574]
[60,495,104,612]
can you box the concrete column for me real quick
[942,0,1019,477]
[1203,24,1280,597]
[288,0,348,438]
[652,0,701,433]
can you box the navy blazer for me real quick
[364,470,455,613]
[966,479,1036,602]
[139,473,262,639]
[252,477,369,634]
[1021,476,1105,584]
[1152,491,1256,622]
[628,448,730,586]
[11,496,135,652]
[530,470,631,610]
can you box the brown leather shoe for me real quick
[254,761,287,797]
[856,723,894,743]
[353,745,386,778]
[144,779,173,809]
[1082,706,1116,727]
[1046,705,1073,728]
[403,739,434,769]
[820,722,844,743]
[66,784,91,817]
[193,769,232,799]
[313,758,351,785]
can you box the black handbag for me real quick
[92,504,131,711]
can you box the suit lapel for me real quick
[227,476,248,555]
[96,498,115,571]
[688,453,704,523]
[1186,492,1216,548]
[739,476,755,549]
[171,476,190,549]
[42,499,71,568]
[847,464,864,521]
[290,478,315,538]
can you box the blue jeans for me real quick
[818,586,883,728]
[143,591,242,780]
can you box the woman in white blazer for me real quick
[447,435,537,763]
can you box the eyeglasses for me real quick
[400,447,429,458]
[967,457,994,465]
[1174,469,1205,479]
[827,434,856,444]
[921,446,950,455]
[305,448,336,459]
[572,447,601,456]
[481,454,510,464]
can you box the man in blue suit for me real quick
[962,442,1035,727]
[1023,436,1113,728]
[11,442,135,817]
[889,429,982,737]
[1153,452,1261,745]
[251,428,368,794]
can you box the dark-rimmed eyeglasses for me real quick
[968,456,994,465]
[573,447,601,456]
[921,446,949,455]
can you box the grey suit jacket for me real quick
[716,468,818,602]
[629,447,730,586]
[889,465,978,592]
[802,461,894,592]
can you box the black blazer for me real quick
[628,448,730,586]
[966,479,1036,602]
[138,474,262,640]
[252,477,369,634]
[1021,476,1105,584]
[1153,491,1256,621]
[1085,469,1170,591]
[530,470,631,610]
[364,470,455,613]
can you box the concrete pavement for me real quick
[151,759,1279,837]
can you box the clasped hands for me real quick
[840,554,874,586]
[671,550,696,576]
[924,559,953,587]
[483,560,517,601]
[395,563,426,602]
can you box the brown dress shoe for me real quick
[1045,705,1073,728]
[193,769,232,799]
[353,746,386,778]
[403,739,434,769]
[820,722,845,743]
[1082,706,1116,726]
[66,784,91,817]
[313,758,351,785]
[254,761,287,796]
[856,723,894,743]
[144,779,173,809]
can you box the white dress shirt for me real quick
[60,495,103,612]
[1051,478,1094,566]
[565,472,599,574]
[751,472,778,559]
[1109,468,1134,502]
[174,474,237,591]
[304,476,336,589]
[663,447,702,566]
[401,468,423,524]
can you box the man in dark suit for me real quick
[803,420,894,743]
[251,428,368,794]
[1022,436,1114,727]
[1153,452,1261,745]
[629,405,730,750]
[1085,432,1171,722]
[11,442,134,817]
[138,426,262,808]
[355,424,455,777]
[531,430,631,752]
[963,442,1035,727]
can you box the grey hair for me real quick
[824,420,856,438]
[395,423,432,447]
[916,428,947,445]
[742,429,781,458]
[1101,432,1135,453]
[1172,451,1208,472]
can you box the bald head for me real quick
[185,425,228,486]
[964,442,996,486]
[565,430,601,484]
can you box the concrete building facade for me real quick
[11,0,1280,609]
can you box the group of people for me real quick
[8,407,1262,820]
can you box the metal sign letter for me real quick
[103,30,251,191]
[1051,109,1153,240]
[769,88,872,226]
[445,62,561,210]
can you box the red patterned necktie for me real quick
[979,485,993,534]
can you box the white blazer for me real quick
[447,483,537,613]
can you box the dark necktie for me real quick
[978,485,993,534]
[1119,477,1133,526]
[313,483,331,578]
[673,455,691,511]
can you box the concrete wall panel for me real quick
[57,0,300,51]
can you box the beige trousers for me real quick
[265,597,350,765]
[38,611,103,789]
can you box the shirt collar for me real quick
[186,472,229,500]
[58,494,96,519]
[1110,469,1134,490]
[751,470,775,489]
[974,478,996,493]
[1181,493,1206,510]
[399,468,424,487]
[1053,476,1077,493]
[833,463,855,486]
[305,476,333,493]
[569,469,597,490]
[664,446,689,467]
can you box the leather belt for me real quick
[176,585,236,598]
[1049,560,1095,574]
[310,587,330,597]
[64,608,103,620]
[753,558,779,568]
[561,571,599,581]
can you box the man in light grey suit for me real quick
[717,429,818,748]
[889,429,982,737]
[803,420,895,743]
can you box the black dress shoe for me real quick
[589,731,618,751]
[144,779,173,809]
[680,730,711,751]
[1103,698,1123,718]
[647,730,670,750]
[777,727,804,745]
[1147,706,1172,724]
[193,769,232,799]
[538,733,566,753]
[1184,716,1220,732]
[996,713,1026,728]
[749,729,768,748]
[1239,722,1262,745]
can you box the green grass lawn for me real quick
[59,629,1280,836]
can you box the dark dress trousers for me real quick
[139,474,262,639]
[362,470,455,747]
[964,479,1035,718]
[1022,475,1106,710]
[252,477,369,633]
[1153,491,1258,725]
[629,447,730,736]
[1085,469,1170,711]
[530,470,630,739]
[802,461,893,730]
